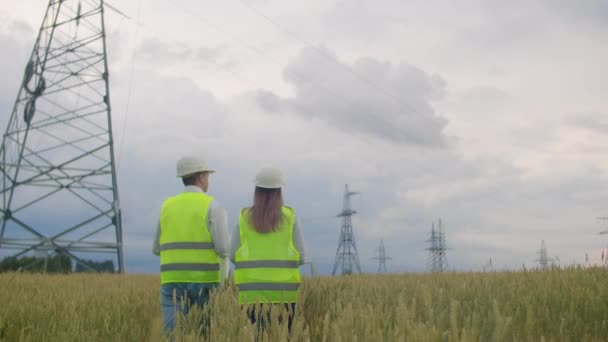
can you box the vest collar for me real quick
[184,185,205,193]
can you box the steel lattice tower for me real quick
[597,217,608,266]
[332,184,361,275]
[426,219,448,272]
[372,239,391,273]
[0,0,124,272]
[598,217,608,236]
[535,240,552,270]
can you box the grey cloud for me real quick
[137,38,230,68]
[256,47,448,147]
[542,0,608,28]
[472,1,608,50]
[198,47,222,61]
[322,0,407,41]
[324,1,607,56]
[138,38,192,63]
[0,21,33,116]
[459,86,513,113]
[441,85,517,138]
[111,68,227,156]
[368,155,608,271]
[4,19,35,39]
[256,90,284,113]
[569,113,608,134]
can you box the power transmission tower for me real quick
[483,257,493,272]
[598,217,608,235]
[372,239,391,273]
[332,184,361,275]
[597,218,608,267]
[535,240,553,270]
[0,0,124,272]
[426,219,448,272]
[302,261,317,278]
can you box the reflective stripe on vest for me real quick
[159,242,215,251]
[159,192,220,284]
[160,263,220,271]
[235,260,300,269]
[237,282,300,291]
[234,206,301,304]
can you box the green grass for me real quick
[0,267,606,341]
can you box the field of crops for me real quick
[0,267,607,341]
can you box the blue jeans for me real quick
[160,283,218,334]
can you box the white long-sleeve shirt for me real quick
[153,185,230,280]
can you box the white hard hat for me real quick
[176,156,215,178]
[255,167,284,189]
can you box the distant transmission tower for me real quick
[0,0,124,272]
[535,240,553,270]
[426,219,448,272]
[598,218,608,267]
[302,261,317,278]
[598,217,608,235]
[372,240,391,273]
[332,184,362,275]
[482,257,493,272]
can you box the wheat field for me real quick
[0,267,606,341]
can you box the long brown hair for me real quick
[247,187,284,233]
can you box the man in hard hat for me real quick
[152,156,230,334]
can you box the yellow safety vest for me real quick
[159,192,220,284]
[234,206,301,304]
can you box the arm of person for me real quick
[229,224,240,264]
[153,221,161,256]
[207,200,230,283]
[293,215,306,265]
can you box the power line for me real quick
[105,1,132,20]
[116,0,142,170]
[100,0,430,148]
[163,0,426,145]
[164,0,361,108]
[236,0,427,117]
[162,2,338,113]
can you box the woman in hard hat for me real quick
[230,167,306,332]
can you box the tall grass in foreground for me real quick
[0,267,606,341]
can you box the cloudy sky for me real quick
[1,0,607,273]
